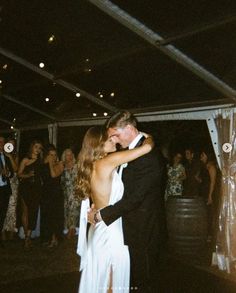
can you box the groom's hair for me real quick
[105,110,137,129]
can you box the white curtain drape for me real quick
[48,123,58,146]
[212,108,236,273]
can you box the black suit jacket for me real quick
[100,137,165,253]
[0,153,14,193]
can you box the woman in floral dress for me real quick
[2,138,19,240]
[165,152,186,201]
[61,148,80,239]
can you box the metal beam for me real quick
[0,117,13,126]
[0,46,118,112]
[206,117,221,170]
[88,0,236,102]
[9,103,234,131]
[2,94,56,120]
[158,14,236,46]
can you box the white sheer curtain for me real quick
[212,108,236,273]
[48,123,58,146]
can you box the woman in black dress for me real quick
[40,144,64,247]
[200,149,220,244]
[18,140,43,248]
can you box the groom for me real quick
[90,111,166,292]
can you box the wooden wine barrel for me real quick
[166,196,207,257]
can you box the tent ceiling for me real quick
[0,0,236,129]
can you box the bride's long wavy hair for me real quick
[76,126,108,200]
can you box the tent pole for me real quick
[206,117,221,169]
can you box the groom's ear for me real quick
[125,124,132,131]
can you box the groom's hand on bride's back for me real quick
[87,204,96,225]
[87,204,103,225]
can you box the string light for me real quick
[99,94,103,98]
[110,92,115,97]
[45,98,50,102]
[39,62,45,68]
[2,64,7,70]
[48,34,56,43]
[76,92,81,98]
[92,113,97,117]
[10,125,14,130]
[0,80,2,84]
[104,112,108,116]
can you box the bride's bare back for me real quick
[90,135,154,210]
[91,161,113,209]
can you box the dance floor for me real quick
[0,237,80,293]
[0,237,236,293]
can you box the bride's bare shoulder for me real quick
[93,158,113,177]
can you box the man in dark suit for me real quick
[0,136,13,247]
[90,111,166,292]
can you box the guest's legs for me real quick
[21,199,32,248]
[67,227,76,239]
[48,233,58,248]
[0,187,10,236]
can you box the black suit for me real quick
[100,138,165,292]
[0,153,13,234]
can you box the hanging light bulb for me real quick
[48,34,56,43]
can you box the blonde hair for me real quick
[61,148,76,164]
[76,126,108,200]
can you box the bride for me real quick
[76,126,153,293]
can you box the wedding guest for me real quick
[0,136,14,247]
[200,149,219,243]
[61,148,80,239]
[183,148,201,197]
[165,152,186,200]
[18,140,43,249]
[2,138,19,240]
[40,144,64,247]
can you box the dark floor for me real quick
[0,236,79,291]
[1,237,236,293]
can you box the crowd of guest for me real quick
[0,136,81,249]
[164,146,221,243]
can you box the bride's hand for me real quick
[143,135,155,149]
[140,131,150,138]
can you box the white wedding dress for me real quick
[77,170,130,293]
